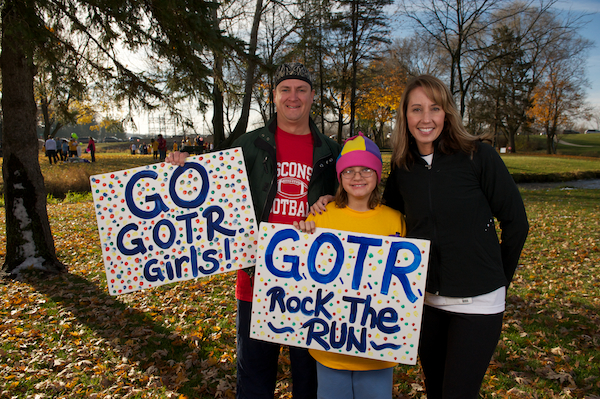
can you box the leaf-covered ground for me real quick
[0,187,598,398]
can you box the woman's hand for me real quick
[309,195,334,215]
[165,151,190,166]
[293,220,316,234]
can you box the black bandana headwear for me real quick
[274,62,313,88]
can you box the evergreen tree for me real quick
[1,0,232,277]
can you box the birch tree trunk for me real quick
[1,0,66,277]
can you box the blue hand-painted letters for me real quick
[262,227,424,353]
[116,163,241,282]
[264,228,421,301]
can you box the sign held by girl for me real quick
[250,223,430,365]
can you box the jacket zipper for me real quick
[425,157,441,295]
[260,155,276,221]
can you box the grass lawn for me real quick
[511,133,600,157]
[500,155,600,174]
[0,153,161,198]
[0,150,599,397]
[558,133,600,147]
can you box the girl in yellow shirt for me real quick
[294,132,406,399]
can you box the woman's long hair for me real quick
[391,75,484,169]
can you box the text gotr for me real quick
[250,223,430,365]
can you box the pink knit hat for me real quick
[336,132,383,183]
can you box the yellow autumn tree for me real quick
[528,66,585,154]
[356,59,407,147]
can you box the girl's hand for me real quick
[165,151,190,166]
[310,195,334,215]
[293,220,316,234]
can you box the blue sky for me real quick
[557,0,600,107]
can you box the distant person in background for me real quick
[157,134,167,161]
[130,143,137,155]
[44,137,58,165]
[60,139,68,161]
[173,141,178,152]
[151,138,159,160]
[87,137,96,162]
[68,137,78,157]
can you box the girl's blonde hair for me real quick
[391,75,482,169]
[334,183,381,210]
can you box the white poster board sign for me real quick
[90,148,258,295]
[250,223,430,365]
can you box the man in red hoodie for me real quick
[157,134,167,161]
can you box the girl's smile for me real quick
[341,166,377,211]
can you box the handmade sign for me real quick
[90,148,258,295]
[250,223,430,365]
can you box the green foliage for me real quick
[14,0,237,118]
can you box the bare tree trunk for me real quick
[318,27,326,136]
[508,132,516,153]
[212,66,225,147]
[546,123,557,154]
[222,0,263,148]
[211,12,225,149]
[337,92,346,144]
[1,0,66,277]
[349,0,358,136]
[40,97,52,140]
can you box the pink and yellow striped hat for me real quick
[336,132,383,183]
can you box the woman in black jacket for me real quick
[383,75,529,398]
[312,75,529,398]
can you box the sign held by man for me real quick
[91,149,258,295]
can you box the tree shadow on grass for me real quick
[25,271,237,398]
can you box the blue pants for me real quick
[316,362,393,399]
[418,305,504,399]
[236,299,317,399]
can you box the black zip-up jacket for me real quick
[383,142,529,297]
